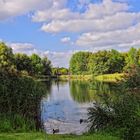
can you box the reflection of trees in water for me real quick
[70,80,92,103]
[70,80,117,103]
[44,80,52,95]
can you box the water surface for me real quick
[41,80,108,134]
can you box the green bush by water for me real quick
[88,74,140,140]
[0,72,47,132]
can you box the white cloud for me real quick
[38,0,140,52]
[39,0,133,33]
[61,37,71,43]
[43,51,73,68]
[76,22,140,48]
[41,12,140,33]
[32,9,80,22]
[0,0,67,20]
[9,43,34,51]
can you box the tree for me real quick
[124,47,139,71]
[42,57,52,75]
[30,54,43,75]
[89,50,110,75]
[107,49,125,73]
[0,42,15,73]
[70,52,91,75]
[14,53,32,74]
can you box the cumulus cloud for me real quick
[43,51,73,68]
[0,0,67,20]
[41,12,140,33]
[76,22,140,48]
[38,0,140,51]
[7,42,34,53]
[39,0,131,33]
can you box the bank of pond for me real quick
[59,73,124,82]
[1,67,140,140]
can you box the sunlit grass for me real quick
[95,73,124,82]
[59,75,92,80]
[59,73,124,82]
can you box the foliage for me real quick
[95,73,124,83]
[123,65,140,88]
[0,42,15,73]
[70,52,91,75]
[52,67,69,75]
[0,133,120,140]
[14,53,32,74]
[0,42,52,76]
[69,48,140,75]
[0,42,49,132]
[88,77,140,140]
[0,71,47,132]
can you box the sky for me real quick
[0,0,140,68]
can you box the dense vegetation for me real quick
[0,42,49,132]
[70,48,140,75]
[0,42,52,76]
[1,41,140,140]
[88,66,140,140]
[0,133,120,140]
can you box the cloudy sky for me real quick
[0,0,140,67]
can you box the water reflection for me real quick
[41,80,115,134]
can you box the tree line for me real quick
[70,48,140,75]
[0,42,52,76]
[0,42,70,77]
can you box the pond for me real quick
[41,80,112,134]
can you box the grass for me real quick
[95,73,124,82]
[59,73,124,82]
[59,75,93,81]
[0,133,120,140]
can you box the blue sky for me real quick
[0,0,140,67]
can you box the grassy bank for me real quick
[95,73,124,82]
[59,73,124,82]
[59,75,92,80]
[0,133,120,140]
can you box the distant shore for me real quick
[59,73,124,82]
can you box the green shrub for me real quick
[0,72,47,132]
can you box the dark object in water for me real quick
[80,119,87,124]
[80,119,83,124]
[53,129,59,134]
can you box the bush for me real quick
[0,72,47,132]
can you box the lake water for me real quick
[41,80,110,134]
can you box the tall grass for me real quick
[0,72,47,132]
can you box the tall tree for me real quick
[30,54,43,75]
[0,42,15,72]
[70,52,91,74]
[42,57,52,75]
[14,53,32,74]
[124,47,139,71]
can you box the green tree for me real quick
[107,49,125,73]
[14,53,32,74]
[89,50,110,75]
[42,57,52,75]
[70,52,91,75]
[0,42,15,73]
[30,54,43,75]
[124,47,139,71]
